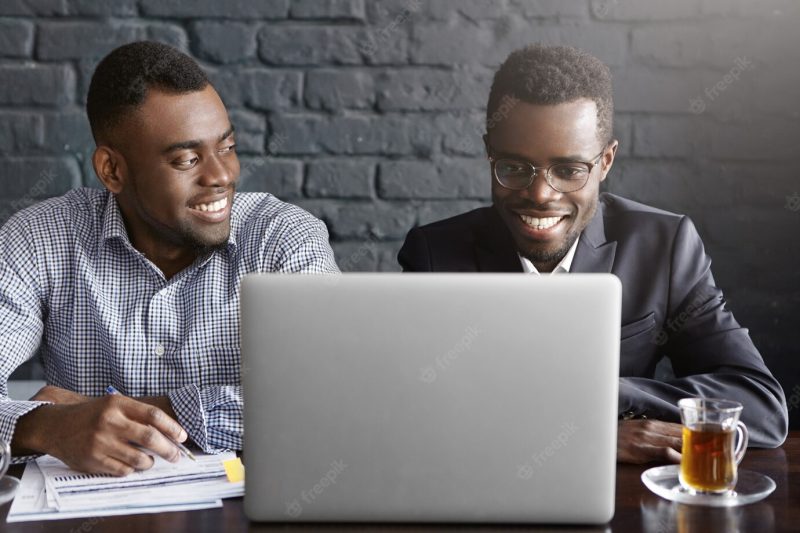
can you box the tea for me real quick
[679,423,737,493]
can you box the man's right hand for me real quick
[13,394,188,476]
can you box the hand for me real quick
[14,395,189,476]
[617,419,683,464]
[30,385,91,405]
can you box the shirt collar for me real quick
[518,236,580,275]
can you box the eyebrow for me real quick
[492,149,591,164]
[162,125,235,154]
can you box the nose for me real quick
[199,151,237,188]
[520,170,562,204]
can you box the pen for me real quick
[105,385,197,461]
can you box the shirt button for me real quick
[154,344,165,356]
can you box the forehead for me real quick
[125,84,230,146]
[489,99,601,158]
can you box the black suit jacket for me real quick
[398,193,788,447]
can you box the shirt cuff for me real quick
[0,400,51,462]
[169,385,218,454]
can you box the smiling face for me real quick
[95,84,239,262]
[487,99,617,272]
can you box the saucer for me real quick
[641,465,775,507]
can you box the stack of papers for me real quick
[7,452,244,522]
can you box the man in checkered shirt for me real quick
[0,41,339,475]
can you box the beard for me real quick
[519,229,580,266]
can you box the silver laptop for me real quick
[242,273,620,524]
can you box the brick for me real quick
[707,118,798,160]
[754,70,800,118]
[365,0,425,24]
[269,114,436,157]
[305,70,375,111]
[632,23,757,69]
[227,109,265,154]
[0,64,75,106]
[259,25,406,65]
[42,111,93,153]
[410,23,495,66]
[377,241,404,271]
[377,158,489,199]
[427,0,511,20]
[376,68,492,111]
[438,113,486,156]
[613,68,706,114]
[590,0,700,21]
[0,0,66,16]
[209,69,301,111]
[509,0,588,18]
[331,240,381,272]
[0,113,44,154]
[36,21,141,61]
[417,200,488,225]
[237,157,302,199]
[0,19,34,58]
[191,22,257,64]
[146,24,189,52]
[139,0,288,18]
[325,201,417,240]
[694,206,788,255]
[65,0,138,16]
[605,159,697,212]
[305,159,374,198]
[0,157,81,199]
[500,23,628,68]
[612,114,632,157]
[632,116,704,158]
[290,0,365,20]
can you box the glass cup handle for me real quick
[734,421,749,464]
[0,440,9,478]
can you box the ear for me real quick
[92,146,127,194]
[482,133,490,158]
[598,139,618,183]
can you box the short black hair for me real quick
[87,41,208,142]
[486,43,614,144]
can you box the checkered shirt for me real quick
[0,187,338,459]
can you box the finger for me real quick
[87,455,137,477]
[125,422,182,463]
[108,442,156,471]
[661,446,682,464]
[114,397,188,443]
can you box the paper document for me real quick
[7,451,243,522]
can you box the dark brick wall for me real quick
[1,0,799,427]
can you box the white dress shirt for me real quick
[518,236,580,274]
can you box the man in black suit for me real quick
[398,44,788,463]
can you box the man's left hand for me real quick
[31,385,91,405]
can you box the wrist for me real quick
[12,404,58,455]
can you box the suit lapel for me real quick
[475,207,524,272]
[570,199,617,273]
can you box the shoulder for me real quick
[231,193,329,244]
[600,193,690,241]
[1,187,106,242]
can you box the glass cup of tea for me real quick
[0,439,19,504]
[678,398,749,495]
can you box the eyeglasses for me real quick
[488,146,607,193]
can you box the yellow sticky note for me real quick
[223,457,245,483]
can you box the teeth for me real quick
[519,214,563,230]
[191,197,228,213]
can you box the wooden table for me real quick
[2,432,797,532]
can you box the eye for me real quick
[552,165,589,179]
[173,157,199,170]
[219,143,237,154]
